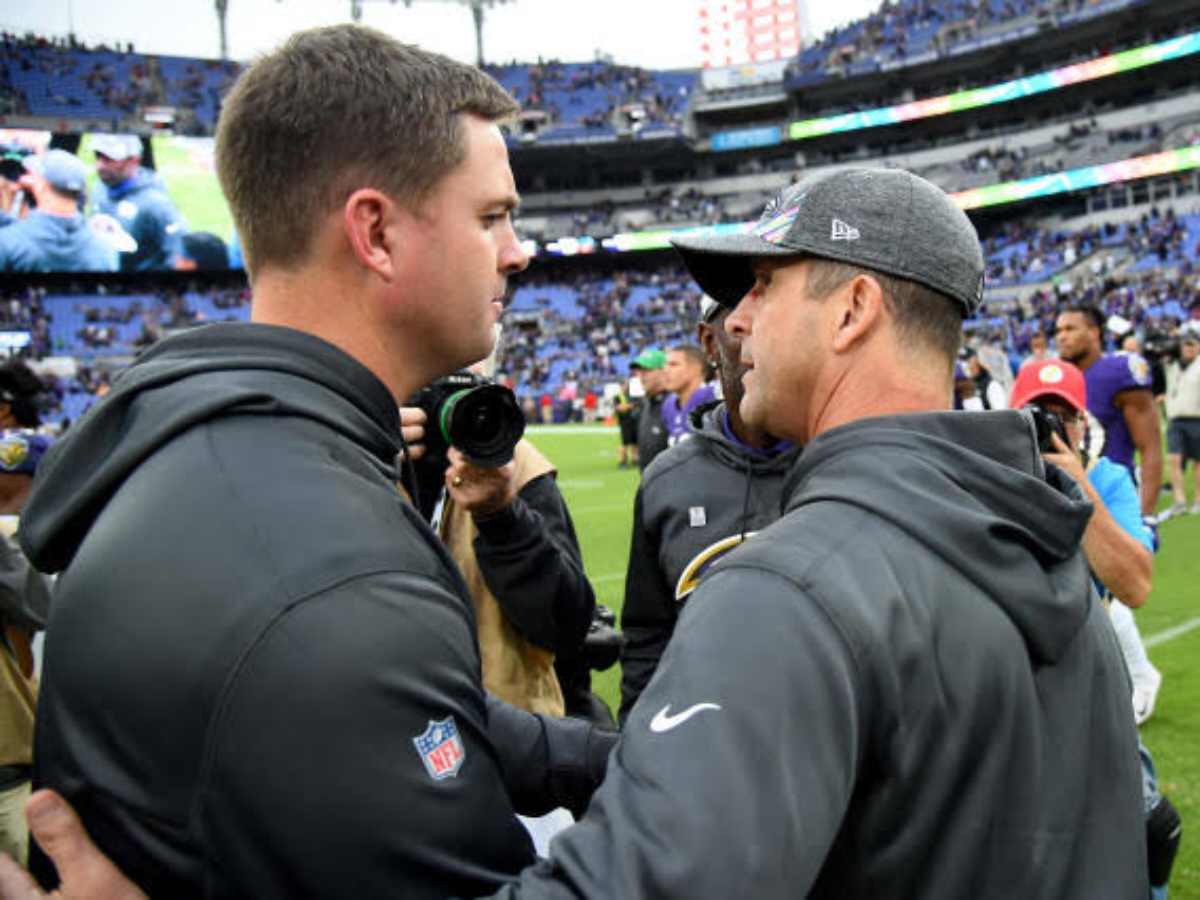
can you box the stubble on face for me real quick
[733,258,824,442]
[404,116,525,374]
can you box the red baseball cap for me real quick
[1009,358,1087,412]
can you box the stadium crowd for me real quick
[1,195,1196,427]
[0,12,1195,900]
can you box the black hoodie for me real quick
[496,410,1146,899]
[619,402,800,724]
[21,323,557,898]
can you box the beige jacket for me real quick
[438,440,565,716]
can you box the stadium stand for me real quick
[2,0,1200,421]
[784,0,1133,89]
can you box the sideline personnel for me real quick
[618,298,797,723]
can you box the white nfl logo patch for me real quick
[689,506,707,528]
[831,218,860,241]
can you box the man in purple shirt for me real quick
[1055,303,1165,726]
[1055,304,1163,518]
[661,302,721,443]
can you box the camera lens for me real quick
[462,400,499,444]
[442,384,525,467]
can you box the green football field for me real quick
[526,424,1200,896]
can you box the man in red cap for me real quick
[1009,358,1153,608]
[1009,357,1181,895]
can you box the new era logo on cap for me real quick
[831,218,860,241]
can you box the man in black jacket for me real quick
[630,349,669,470]
[619,299,798,723]
[14,26,612,900]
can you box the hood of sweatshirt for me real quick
[16,211,113,270]
[20,322,401,573]
[782,409,1095,665]
[688,401,800,477]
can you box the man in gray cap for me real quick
[499,167,1143,896]
[0,151,117,272]
[89,134,184,271]
[0,169,1148,899]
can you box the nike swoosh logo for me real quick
[650,702,722,733]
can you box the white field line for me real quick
[1145,616,1200,649]
[526,426,618,434]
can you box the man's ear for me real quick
[697,322,716,363]
[831,274,885,354]
[342,188,400,281]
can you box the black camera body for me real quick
[1027,405,1069,453]
[408,370,525,469]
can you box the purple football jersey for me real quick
[1083,352,1153,474]
[663,383,718,443]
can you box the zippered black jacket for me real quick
[618,403,799,723]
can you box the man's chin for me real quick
[739,395,767,430]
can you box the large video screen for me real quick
[0,130,238,274]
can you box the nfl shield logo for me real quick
[412,717,465,781]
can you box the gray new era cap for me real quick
[671,167,985,316]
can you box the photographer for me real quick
[1010,359,1153,607]
[402,370,598,721]
[1159,328,1200,518]
[0,430,54,868]
[0,362,55,868]
[0,151,117,273]
[1010,358,1179,896]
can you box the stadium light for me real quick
[215,0,229,61]
[348,0,514,65]
[213,0,514,64]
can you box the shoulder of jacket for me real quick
[640,435,715,487]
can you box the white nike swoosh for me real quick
[649,702,722,733]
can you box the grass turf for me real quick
[528,424,1200,896]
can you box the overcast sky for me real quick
[3,0,880,68]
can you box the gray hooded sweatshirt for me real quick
[498,409,1146,899]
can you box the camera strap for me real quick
[430,486,449,534]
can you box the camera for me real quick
[0,150,28,184]
[408,370,525,468]
[1026,405,1068,453]
[1141,331,1179,363]
[580,603,623,672]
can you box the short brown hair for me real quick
[216,25,520,275]
[804,258,963,364]
[669,344,707,368]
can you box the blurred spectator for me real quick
[174,231,229,272]
[90,134,185,271]
[0,151,117,273]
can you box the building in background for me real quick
[696,0,803,68]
